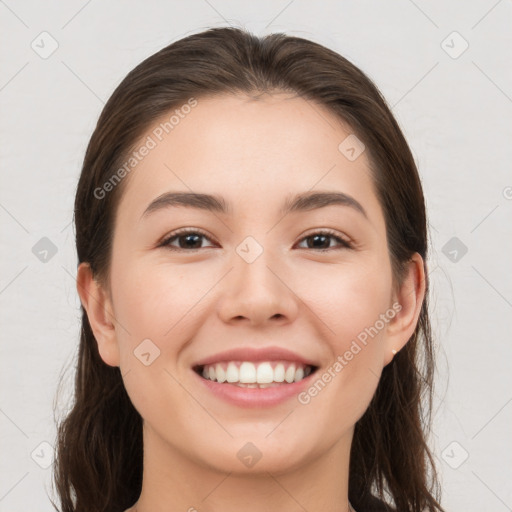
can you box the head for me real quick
[53,27,443,512]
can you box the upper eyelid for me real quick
[299,227,352,243]
[159,227,218,248]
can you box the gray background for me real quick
[1,1,511,511]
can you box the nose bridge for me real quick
[217,235,298,325]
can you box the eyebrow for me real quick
[140,190,368,220]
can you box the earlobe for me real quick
[383,253,426,366]
[76,262,120,367]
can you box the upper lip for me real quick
[192,346,319,368]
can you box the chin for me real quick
[187,431,319,475]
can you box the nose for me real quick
[216,250,299,327]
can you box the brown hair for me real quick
[52,26,445,512]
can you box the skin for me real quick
[77,92,425,512]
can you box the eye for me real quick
[295,230,353,251]
[159,228,353,252]
[159,228,217,251]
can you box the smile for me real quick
[191,346,320,407]
[194,360,317,388]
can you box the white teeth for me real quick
[239,362,257,383]
[284,364,296,383]
[226,362,238,383]
[256,362,274,384]
[216,364,226,383]
[274,363,285,382]
[198,360,314,385]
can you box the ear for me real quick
[382,252,426,366]
[76,262,120,367]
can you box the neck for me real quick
[129,424,355,512]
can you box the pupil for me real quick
[310,234,329,249]
[182,234,201,248]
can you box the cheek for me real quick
[302,262,392,347]
[111,256,193,333]
[300,265,392,420]
[110,255,219,372]
[109,258,200,425]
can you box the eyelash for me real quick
[158,227,353,252]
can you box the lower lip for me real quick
[193,370,316,408]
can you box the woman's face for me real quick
[86,92,420,474]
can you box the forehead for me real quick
[116,92,383,227]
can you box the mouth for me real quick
[193,360,319,388]
[190,346,320,407]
